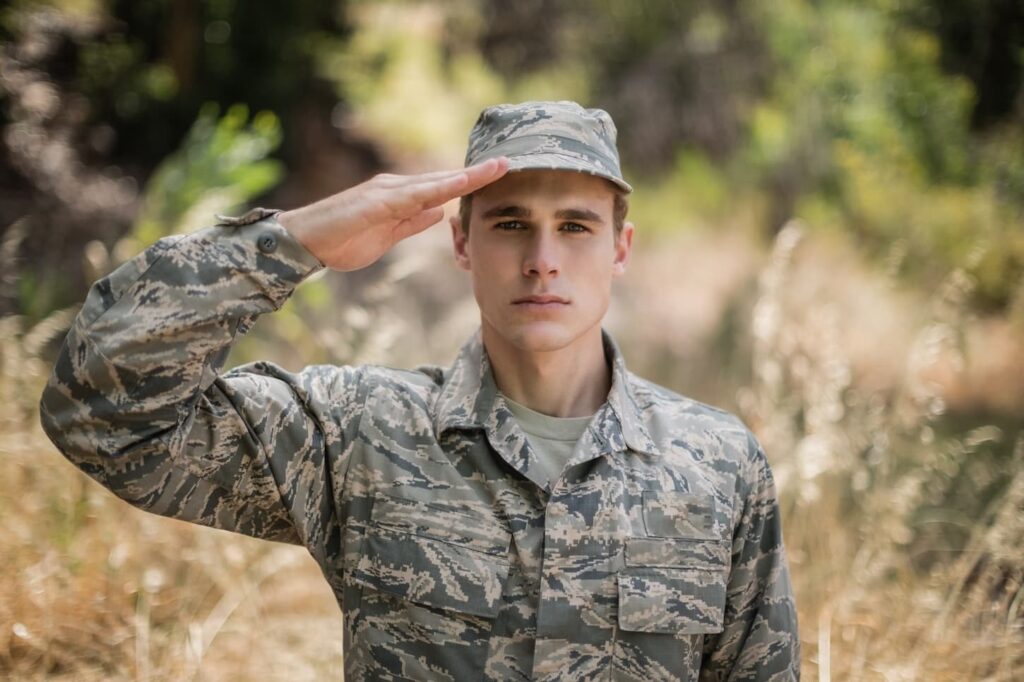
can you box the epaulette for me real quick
[213,207,284,226]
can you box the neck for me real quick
[481,322,611,418]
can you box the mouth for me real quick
[512,295,570,310]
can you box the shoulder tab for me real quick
[213,207,283,226]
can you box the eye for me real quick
[561,222,590,233]
[494,220,526,231]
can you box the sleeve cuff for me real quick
[213,210,326,278]
[261,214,328,272]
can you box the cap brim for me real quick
[486,152,633,193]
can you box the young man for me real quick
[40,101,799,680]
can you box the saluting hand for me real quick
[276,157,509,271]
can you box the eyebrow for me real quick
[480,205,605,224]
[555,207,604,224]
[481,205,531,219]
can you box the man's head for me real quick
[450,101,635,353]
[457,100,631,237]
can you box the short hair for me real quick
[458,183,629,237]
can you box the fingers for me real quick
[392,206,445,242]
[371,157,510,224]
[387,156,507,201]
[460,156,509,194]
[377,167,474,186]
[389,175,467,215]
[399,157,510,210]
[378,157,509,188]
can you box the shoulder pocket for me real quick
[352,493,512,618]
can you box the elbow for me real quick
[38,330,86,457]
[38,369,175,507]
[38,348,137,470]
[39,368,75,458]
[38,371,112,479]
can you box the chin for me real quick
[496,320,587,353]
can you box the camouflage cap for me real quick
[465,100,632,193]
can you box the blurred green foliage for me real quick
[119,101,341,372]
[131,102,283,245]
[308,0,1023,310]
[751,0,1024,311]
[78,0,349,169]
[2,0,1022,315]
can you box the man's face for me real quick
[450,169,634,353]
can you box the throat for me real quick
[482,327,611,418]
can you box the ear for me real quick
[611,221,634,277]
[450,215,471,271]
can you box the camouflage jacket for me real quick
[39,212,800,681]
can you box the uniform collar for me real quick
[434,327,658,456]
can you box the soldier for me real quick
[40,101,799,680]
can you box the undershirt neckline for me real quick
[500,392,595,441]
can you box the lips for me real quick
[513,295,569,304]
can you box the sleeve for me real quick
[38,213,366,560]
[699,430,801,681]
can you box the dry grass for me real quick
[1,221,1022,680]
[0,315,344,680]
[737,221,1023,680]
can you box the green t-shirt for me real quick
[500,392,595,489]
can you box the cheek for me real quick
[469,241,516,277]
[578,254,616,308]
[468,253,512,305]
[576,247,616,279]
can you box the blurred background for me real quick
[1,0,1022,679]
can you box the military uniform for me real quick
[40,100,799,680]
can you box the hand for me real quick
[276,157,509,271]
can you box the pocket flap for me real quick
[617,567,726,634]
[370,493,511,556]
[625,537,729,570]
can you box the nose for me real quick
[522,232,560,279]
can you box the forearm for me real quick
[39,215,323,469]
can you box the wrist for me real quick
[269,208,326,269]
[276,207,306,238]
[276,207,319,251]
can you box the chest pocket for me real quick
[351,493,512,618]
[618,491,731,635]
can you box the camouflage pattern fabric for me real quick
[39,214,799,680]
[466,101,634,193]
